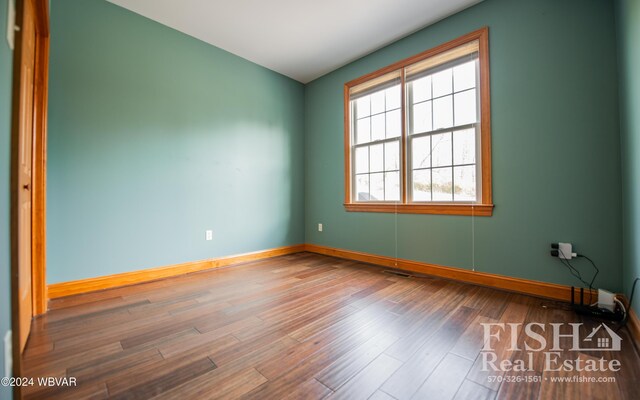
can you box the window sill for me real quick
[343,202,494,216]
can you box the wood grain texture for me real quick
[343,85,351,205]
[31,28,49,316]
[343,202,494,216]
[47,244,305,298]
[22,253,639,399]
[305,244,597,302]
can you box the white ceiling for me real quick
[106,0,483,83]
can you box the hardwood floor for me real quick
[22,253,640,399]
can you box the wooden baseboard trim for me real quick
[47,244,305,299]
[304,244,595,303]
[618,296,640,345]
[628,309,640,341]
[47,242,600,305]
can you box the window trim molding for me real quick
[343,27,493,216]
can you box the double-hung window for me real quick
[344,28,493,216]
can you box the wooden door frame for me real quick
[30,0,48,317]
[10,0,49,389]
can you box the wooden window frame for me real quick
[343,27,493,216]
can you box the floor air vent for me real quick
[383,270,412,278]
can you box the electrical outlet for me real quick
[205,230,213,241]
[4,330,11,378]
[558,243,576,259]
[550,242,576,259]
[318,223,323,232]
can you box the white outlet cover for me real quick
[4,330,11,378]
[598,289,615,312]
[318,223,323,232]
[558,243,573,259]
[205,230,213,241]
[6,0,15,50]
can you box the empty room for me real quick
[2,0,640,398]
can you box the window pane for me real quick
[412,136,431,169]
[371,91,385,114]
[355,146,369,174]
[370,143,384,172]
[356,174,370,201]
[412,76,432,103]
[356,96,371,119]
[370,173,384,201]
[432,167,453,201]
[412,101,432,134]
[453,128,475,165]
[386,109,401,138]
[432,68,453,98]
[433,95,453,130]
[386,85,401,110]
[371,114,385,141]
[454,89,477,126]
[385,171,400,201]
[453,60,476,92]
[412,169,431,201]
[431,132,452,167]
[356,117,371,144]
[385,141,400,171]
[454,165,476,201]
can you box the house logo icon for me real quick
[580,323,622,351]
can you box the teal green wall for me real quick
[305,0,622,291]
[0,0,13,394]
[47,0,626,294]
[617,0,640,311]
[47,0,305,283]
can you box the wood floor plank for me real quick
[68,347,163,383]
[495,303,564,400]
[282,379,334,400]
[454,380,497,400]
[449,315,496,361]
[153,337,298,398]
[384,283,470,361]
[23,342,123,378]
[206,368,268,400]
[539,353,619,400]
[381,305,478,400]
[254,302,399,381]
[326,353,403,400]
[242,308,400,398]
[369,390,397,400]
[22,341,55,359]
[466,301,529,391]
[156,367,269,400]
[24,381,108,400]
[315,330,399,390]
[107,357,217,398]
[158,332,240,359]
[411,353,474,400]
